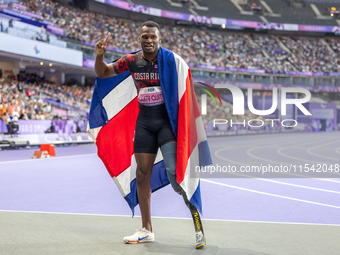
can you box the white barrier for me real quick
[0,32,83,66]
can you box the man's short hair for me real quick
[140,21,161,34]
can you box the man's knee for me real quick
[136,167,149,185]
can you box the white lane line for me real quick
[246,137,327,165]
[278,140,340,164]
[208,137,305,148]
[306,140,340,161]
[0,153,97,164]
[244,138,340,182]
[256,178,340,194]
[335,147,340,155]
[212,138,300,167]
[214,145,309,179]
[201,179,340,209]
[209,133,335,149]
[0,210,339,226]
[215,141,340,182]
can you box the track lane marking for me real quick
[0,153,97,164]
[214,137,340,182]
[213,147,340,192]
[278,140,340,164]
[244,137,340,182]
[201,179,340,209]
[306,140,340,161]
[0,210,339,226]
[247,137,328,166]
[335,147,340,155]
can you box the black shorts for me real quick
[134,103,176,154]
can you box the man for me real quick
[94,21,208,249]
[45,121,55,133]
[74,123,81,133]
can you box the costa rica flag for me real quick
[87,47,212,214]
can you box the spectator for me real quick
[17,82,23,92]
[11,107,20,121]
[14,0,340,73]
[36,32,43,41]
[19,109,28,120]
[74,123,81,133]
[45,121,55,133]
[46,31,50,43]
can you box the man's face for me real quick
[139,26,161,54]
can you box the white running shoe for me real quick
[123,228,155,244]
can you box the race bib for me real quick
[138,86,164,106]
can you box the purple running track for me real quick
[0,134,340,225]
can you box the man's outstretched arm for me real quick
[94,32,117,79]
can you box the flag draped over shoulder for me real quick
[87,47,212,214]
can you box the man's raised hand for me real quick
[95,32,111,56]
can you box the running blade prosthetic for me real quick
[181,191,206,249]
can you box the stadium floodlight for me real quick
[330,7,339,19]
[251,3,263,15]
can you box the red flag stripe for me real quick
[176,72,198,184]
[96,98,139,178]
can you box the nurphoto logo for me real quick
[197,83,312,128]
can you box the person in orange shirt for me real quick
[0,105,6,116]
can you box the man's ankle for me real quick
[143,226,152,233]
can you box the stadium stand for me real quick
[194,0,263,22]
[1,0,340,137]
[0,74,91,123]
[2,0,339,74]
[0,80,54,121]
[254,0,338,25]
[132,0,192,14]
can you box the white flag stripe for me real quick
[113,154,137,197]
[179,118,207,201]
[113,168,131,197]
[173,52,189,102]
[195,116,207,144]
[114,149,165,198]
[180,144,200,200]
[87,123,102,143]
[102,75,137,121]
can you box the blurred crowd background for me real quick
[1,0,340,136]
